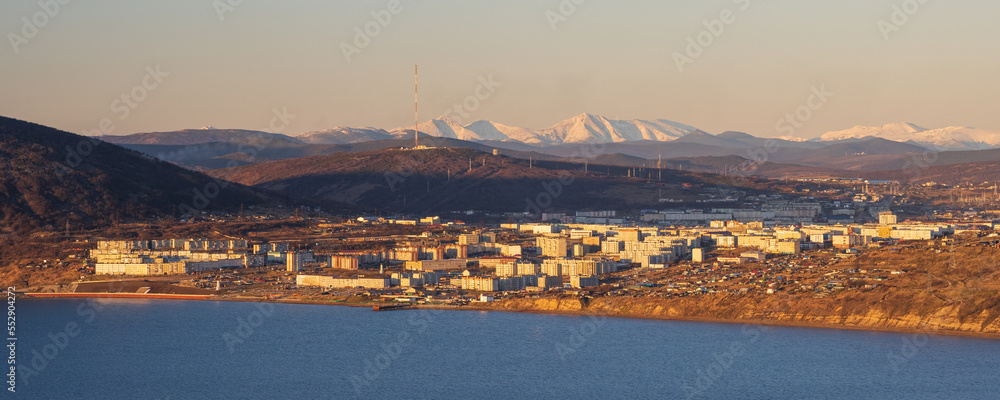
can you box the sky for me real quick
[2,0,999,139]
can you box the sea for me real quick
[11,299,1000,399]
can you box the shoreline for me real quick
[20,293,1000,340]
[431,304,1000,340]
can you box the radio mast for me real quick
[414,64,419,149]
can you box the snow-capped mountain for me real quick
[819,123,1000,150]
[535,113,698,144]
[127,116,1000,152]
[296,127,393,144]
[410,116,500,142]
[390,113,703,145]
[464,120,541,144]
[819,122,927,142]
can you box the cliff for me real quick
[479,289,1000,337]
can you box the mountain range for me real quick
[818,122,1000,151]
[9,113,1000,233]
[102,114,1000,152]
[90,114,1000,186]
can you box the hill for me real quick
[858,160,1000,185]
[295,127,394,144]
[102,128,304,146]
[208,147,763,214]
[0,116,281,232]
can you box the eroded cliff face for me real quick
[481,290,1000,336]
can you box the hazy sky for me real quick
[2,0,999,138]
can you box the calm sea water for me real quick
[12,299,1000,399]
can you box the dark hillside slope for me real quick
[209,147,773,214]
[0,116,279,231]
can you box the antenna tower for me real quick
[414,64,419,148]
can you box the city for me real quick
[4,1,1000,398]
[22,192,990,325]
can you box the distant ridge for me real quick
[103,129,303,146]
[387,113,701,145]
[112,115,1000,153]
[819,122,1000,151]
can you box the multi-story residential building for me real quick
[540,259,616,276]
[879,212,898,225]
[536,275,564,289]
[296,275,391,289]
[569,275,599,288]
[537,236,568,258]
[405,259,468,271]
[329,256,360,270]
[776,240,801,255]
[457,276,499,292]
[601,240,623,254]
[617,228,642,242]
[390,272,439,287]
[445,245,468,259]
[496,261,540,277]
[286,252,302,272]
[458,233,480,245]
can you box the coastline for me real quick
[429,304,1000,340]
[20,292,1000,340]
